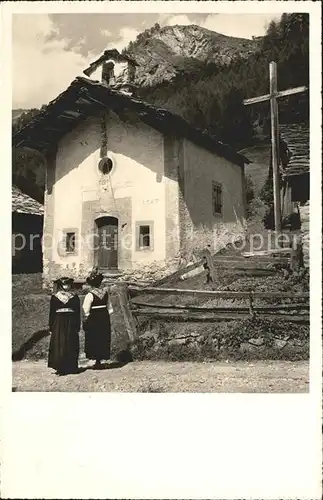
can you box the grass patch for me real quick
[12,283,131,361]
[12,294,51,359]
[12,273,44,296]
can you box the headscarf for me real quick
[54,277,75,303]
[86,271,104,288]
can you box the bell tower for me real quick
[83,49,138,96]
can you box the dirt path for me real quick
[12,359,309,392]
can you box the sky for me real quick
[12,13,280,109]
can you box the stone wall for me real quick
[299,201,310,268]
[132,317,309,361]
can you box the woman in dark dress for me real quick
[48,277,81,375]
[83,272,112,369]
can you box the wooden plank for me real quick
[213,268,275,276]
[243,93,272,105]
[242,249,292,257]
[128,286,309,300]
[132,310,309,323]
[243,86,307,106]
[60,110,82,118]
[254,303,309,311]
[214,254,289,260]
[115,284,137,342]
[131,302,309,313]
[276,86,308,99]
[213,260,280,267]
[203,247,215,282]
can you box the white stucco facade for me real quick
[43,110,246,282]
[182,140,246,254]
[45,112,168,278]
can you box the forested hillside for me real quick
[136,13,309,149]
[12,13,309,203]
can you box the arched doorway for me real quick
[95,216,118,270]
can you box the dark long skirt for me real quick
[84,309,111,361]
[48,313,80,374]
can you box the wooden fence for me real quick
[119,285,310,340]
[106,244,307,340]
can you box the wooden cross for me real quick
[243,61,307,232]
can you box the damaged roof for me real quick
[280,122,309,177]
[12,185,44,216]
[12,77,249,167]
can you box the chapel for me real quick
[13,48,249,284]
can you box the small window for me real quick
[212,181,223,216]
[98,157,113,175]
[139,225,150,249]
[65,232,76,253]
[136,221,154,251]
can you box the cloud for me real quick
[13,15,87,108]
[13,13,282,109]
[113,27,140,52]
[166,15,193,27]
[202,14,280,39]
[47,14,155,57]
[101,29,111,38]
[12,15,141,109]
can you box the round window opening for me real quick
[98,157,113,175]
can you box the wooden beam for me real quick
[269,61,282,232]
[132,310,309,323]
[204,247,216,282]
[243,93,273,105]
[131,302,309,312]
[128,286,309,300]
[243,86,308,106]
[115,284,137,342]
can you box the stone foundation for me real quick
[132,317,309,361]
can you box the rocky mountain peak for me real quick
[124,23,260,87]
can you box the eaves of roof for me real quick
[13,77,250,168]
[279,122,309,178]
[12,185,44,216]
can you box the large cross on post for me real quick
[243,61,307,232]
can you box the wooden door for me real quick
[97,217,118,270]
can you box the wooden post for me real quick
[290,234,304,271]
[204,246,215,283]
[243,64,307,235]
[116,284,137,343]
[269,61,282,234]
[248,293,255,318]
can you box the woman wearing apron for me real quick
[48,277,81,375]
[83,272,112,369]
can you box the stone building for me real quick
[12,185,43,274]
[13,49,249,285]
